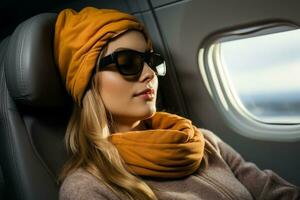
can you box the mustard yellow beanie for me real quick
[54,7,151,105]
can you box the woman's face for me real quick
[96,30,158,129]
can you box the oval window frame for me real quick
[198,21,300,141]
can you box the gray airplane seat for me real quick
[0,36,10,200]
[0,13,72,200]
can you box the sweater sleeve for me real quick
[59,169,119,200]
[202,129,300,200]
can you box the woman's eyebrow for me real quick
[114,47,129,51]
[114,47,149,52]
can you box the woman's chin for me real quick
[136,106,157,120]
[112,105,157,122]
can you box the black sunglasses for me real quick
[97,49,166,76]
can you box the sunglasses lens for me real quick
[113,50,166,76]
[148,53,166,76]
[117,51,143,75]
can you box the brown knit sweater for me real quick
[59,129,300,200]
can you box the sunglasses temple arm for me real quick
[98,55,114,69]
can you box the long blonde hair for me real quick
[59,67,158,199]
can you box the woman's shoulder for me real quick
[200,128,223,154]
[59,168,118,200]
[60,168,98,189]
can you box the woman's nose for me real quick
[139,63,156,82]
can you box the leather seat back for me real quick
[0,13,72,200]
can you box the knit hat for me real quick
[54,7,152,105]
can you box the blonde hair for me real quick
[59,71,158,200]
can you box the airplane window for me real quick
[199,25,300,141]
[218,29,300,124]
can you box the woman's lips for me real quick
[134,88,155,100]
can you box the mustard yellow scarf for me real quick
[110,112,205,178]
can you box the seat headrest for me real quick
[4,13,70,108]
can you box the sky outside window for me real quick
[219,29,300,124]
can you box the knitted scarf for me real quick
[110,112,205,178]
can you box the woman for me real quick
[55,7,300,200]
